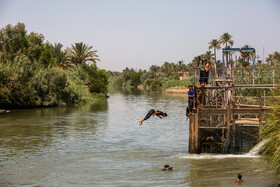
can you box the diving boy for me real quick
[139,109,167,125]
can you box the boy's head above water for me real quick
[238,174,242,179]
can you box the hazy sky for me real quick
[0,0,280,71]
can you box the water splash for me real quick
[179,153,259,159]
[180,140,267,159]
[246,139,267,156]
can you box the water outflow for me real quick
[246,139,267,156]
[180,140,267,159]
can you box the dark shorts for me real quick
[143,109,155,121]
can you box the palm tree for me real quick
[51,43,67,66]
[241,45,254,66]
[219,33,234,67]
[208,39,221,78]
[160,62,170,74]
[219,33,234,48]
[149,65,160,77]
[265,54,273,66]
[68,42,99,65]
[208,39,221,64]
[202,51,215,65]
[272,51,280,66]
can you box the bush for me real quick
[162,79,190,90]
[143,78,153,90]
[86,64,109,94]
[130,72,142,87]
[0,59,93,108]
[150,79,162,91]
[261,86,280,175]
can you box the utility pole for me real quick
[263,47,264,64]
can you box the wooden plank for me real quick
[188,114,193,153]
[235,118,259,125]
[195,108,199,153]
[259,105,262,135]
[232,108,268,114]
[205,84,276,89]
[198,126,227,129]
[227,105,230,148]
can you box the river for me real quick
[0,89,278,187]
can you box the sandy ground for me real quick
[164,87,188,94]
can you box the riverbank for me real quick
[164,86,188,94]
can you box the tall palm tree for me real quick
[208,39,221,64]
[219,33,234,48]
[219,33,234,67]
[68,42,100,65]
[208,39,221,77]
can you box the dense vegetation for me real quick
[108,62,192,91]
[261,86,280,175]
[0,23,108,108]
[109,32,280,93]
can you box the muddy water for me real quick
[0,89,278,186]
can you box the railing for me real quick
[192,67,280,87]
[234,96,280,106]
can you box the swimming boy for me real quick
[161,165,173,171]
[234,174,244,183]
[139,109,167,125]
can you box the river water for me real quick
[0,89,278,187]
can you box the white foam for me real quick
[247,139,267,156]
[179,153,260,160]
[180,140,267,159]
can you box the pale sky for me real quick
[0,0,280,71]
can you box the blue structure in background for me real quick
[222,47,256,68]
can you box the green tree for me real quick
[266,54,274,66]
[219,33,234,67]
[0,22,44,62]
[219,33,234,48]
[241,45,254,66]
[261,86,280,174]
[68,42,100,65]
[149,65,160,77]
[237,57,249,67]
[85,64,109,94]
[131,72,142,88]
[272,51,280,66]
[208,39,221,64]
[202,51,215,64]
[39,42,55,66]
[0,23,28,61]
[122,67,135,81]
[26,32,44,61]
